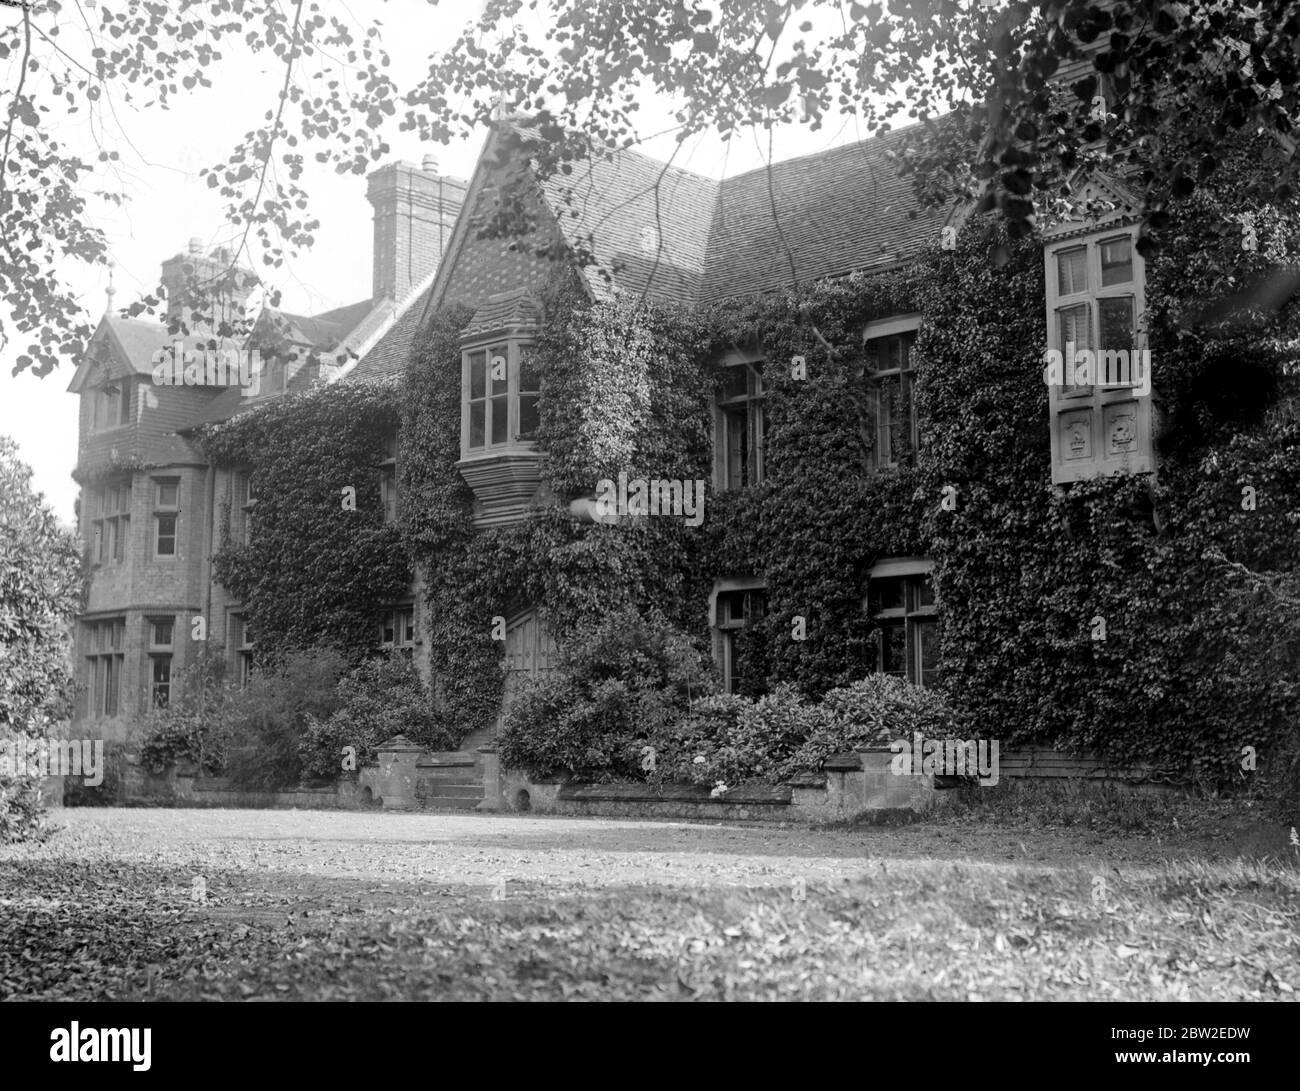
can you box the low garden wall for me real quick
[490,748,947,822]
[105,739,1179,818]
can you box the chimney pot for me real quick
[188,237,203,254]
[421,154,439,174]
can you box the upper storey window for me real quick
[461,341,540,457]
[1044,225,1153,483]
[716,361,765,490]
[863,318,921,469]
[90,377,132,432]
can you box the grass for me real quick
[0,802,1296,1001]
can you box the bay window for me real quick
[461,341,539,457]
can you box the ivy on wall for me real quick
[398,270,720,738]
[200,381,411,663]
[193,129,1298,781]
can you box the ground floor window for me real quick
[228,612,255,687]
[712,583,767,695]
[867,561,939,688]
[85,617,126,717]
[147,615,175,708]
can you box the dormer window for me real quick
[461,341,538,457]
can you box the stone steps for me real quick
[420,782,483,799]
[420,795,484,812]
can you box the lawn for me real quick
[1,800,1297,1001]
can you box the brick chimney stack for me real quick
[367,158,467,303]
[160,240,257,326]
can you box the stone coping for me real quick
[558,782,791,805]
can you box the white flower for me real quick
[693,755,706,765]
[710,781,728,798]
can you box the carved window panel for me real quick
[1045,225,1153,484]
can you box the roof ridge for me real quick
[719,114,941,186]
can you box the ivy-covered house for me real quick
[327,110,1295,783]
[65,159,468,758]
[70,93,1300,794]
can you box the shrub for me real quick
[137,646,347,790]
[657,675,960,787]
[219,648,347,790]
[658,684,824,786]
[138,648,229,776]
[499,607,714,779]
[791,675,961,776]
[299,655,457,781]
[0,773,50,843]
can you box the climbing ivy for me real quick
[200,381,411,663]
[204,128,1299,784]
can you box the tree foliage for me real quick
[0,434,81,739]
[8,1,1300,375]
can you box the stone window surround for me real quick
[709,576,768,695]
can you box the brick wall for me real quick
[437,168,567,315]
[367,162,468,302]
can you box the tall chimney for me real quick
[367,159,467,303]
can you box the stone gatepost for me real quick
[476,746,503,812]
[374,735,426,810]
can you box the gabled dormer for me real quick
[456,289,548,527]
[67,317,145,451]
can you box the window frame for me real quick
[866,559,939,689]
[147,615,175,709]
[152,475,180,560]
[85,617,126,718]
[90,376,132,433]
[233,469,256,546]
[460,339,540,459]
[376,603,418,658]
[709,579,768,695]
[714,355,766,491]
[227,611,255,688]
[378,431,399,525]
[1044,223,1153,484]
[862,314,922,471]
[91,479,131,568]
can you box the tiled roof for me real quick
[463,289,544,337]
[174,299,373,430]
[68,317,245,392]
[180,358,332,429]
[343,286,431,383]
[252,298,372,358]
[702,124,949,302]
[541,150,718,306]
[347,121,952,381]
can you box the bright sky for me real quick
[0,0,895,523]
